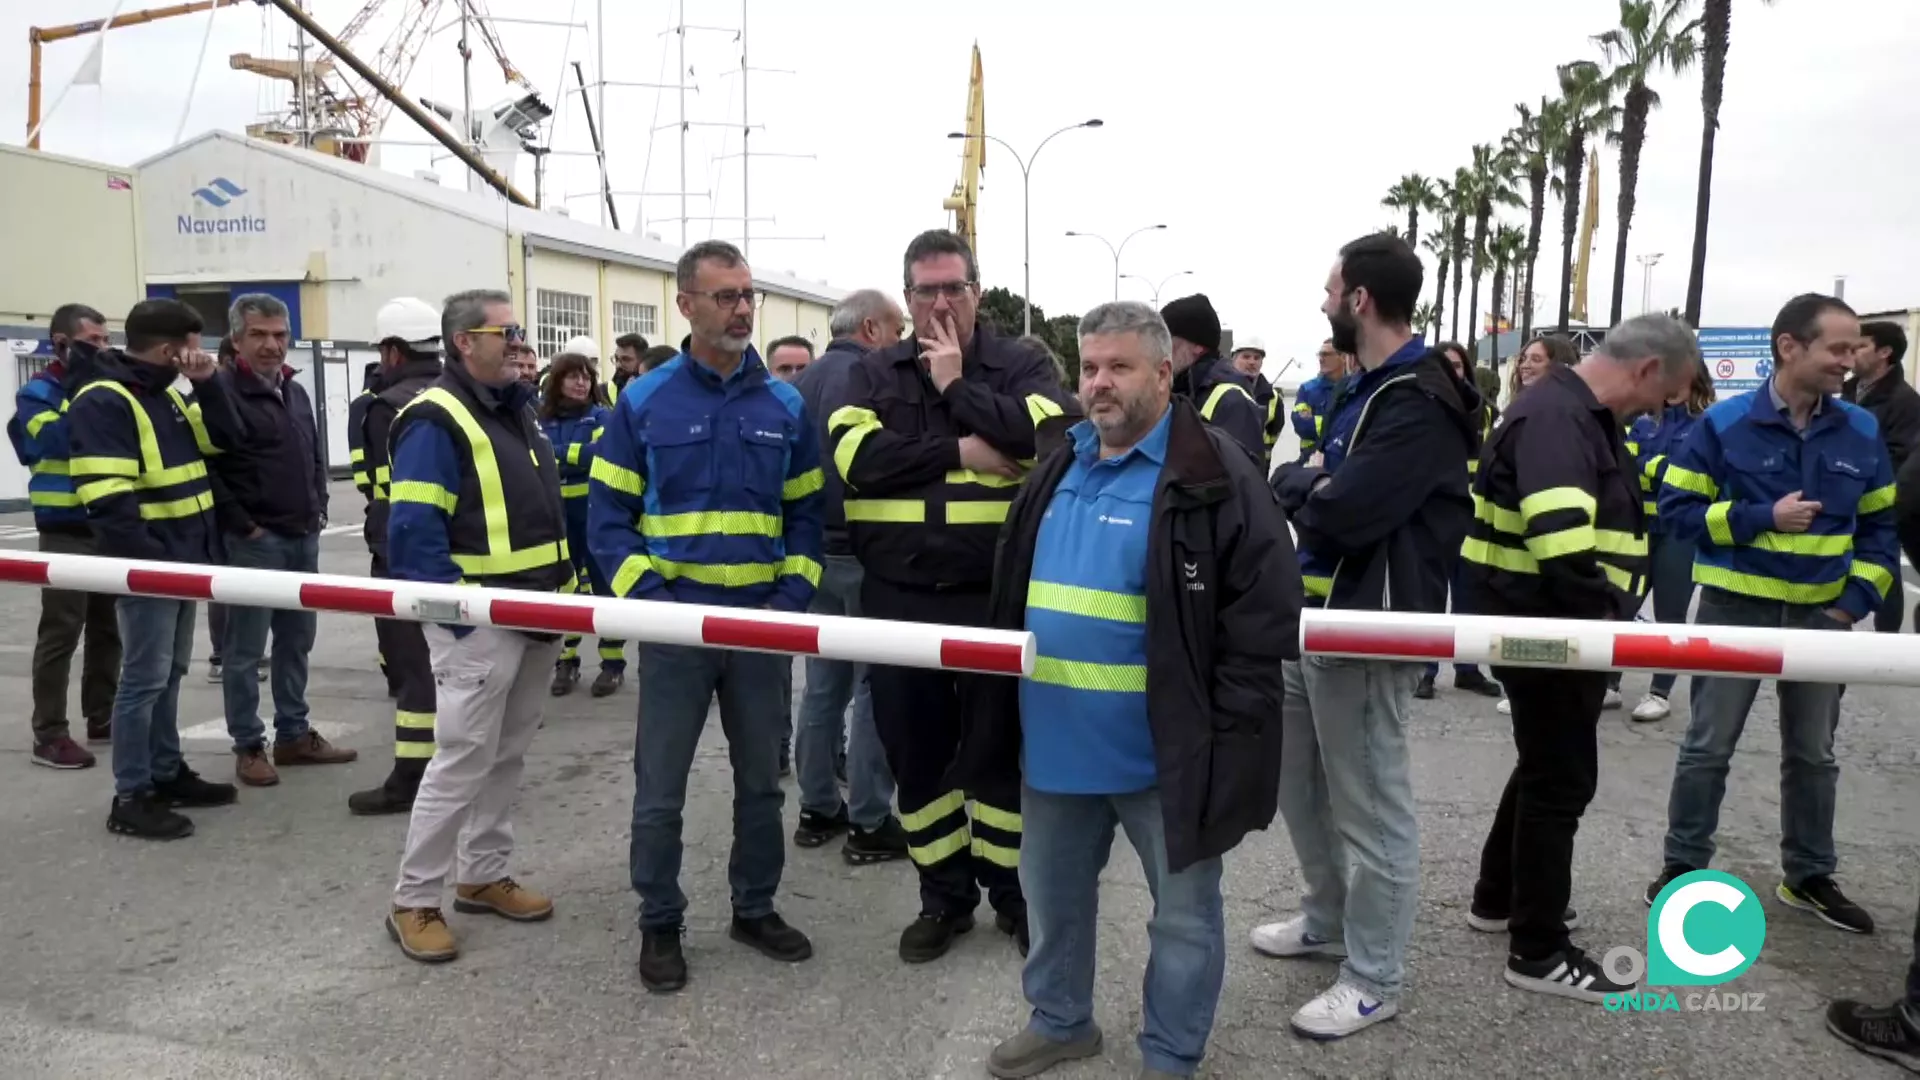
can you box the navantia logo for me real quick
[1602,870,1769,1015]
[179,177,266,236]
[190,177,247,207]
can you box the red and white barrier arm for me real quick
[0,551,1035,677]
[1303,608,1920,686]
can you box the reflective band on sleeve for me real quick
[1860,484,1897,515]
[1851,559,1896,598]
[1026,580,1147,624]
[1030,655,1148,693]
[1024,394,1065,426]
[611,553,657,597]
[1472,494,1526,535]
[641,510,781,538]
[390,480,458,514]
[1302,574,1332,599]
[350,448,366,464]
[25,410,61,438]
[1525,524,1598,560]
[1595,529,1649,557]
[946,469,1023,489]
[1705,502,1736,546]
[29,459,69,476]
[844,499,924,523]
[1663,465,1719,498]
[782,467,824,501]
[1518,486,1597,525]
[828,405,883,489]
[947,501,1009,525]
[76,477,135,504]
[1461,536,1539,574]
[589,455,646,497]
[560,482,590,499]
[29,490,81,508]
[779,555,824,587]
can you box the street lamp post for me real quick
[948,119,1103,336]
[1120,270,1195,308]
[1637,252,1664,315]
[1066,224,1168,300]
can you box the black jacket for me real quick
[1844,363,1920,475]
[791,337,867,557]
[1271,348,1479,614]
[1173,355,1265,467]
[203,361,328,538]
[952,400,1303,874]
[360,355,443,562]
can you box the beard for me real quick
[1086,387,1161,445]
[1328,310,1359,356]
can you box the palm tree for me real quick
[1488,223,1529,369]
[1424,228,1454,345]
[1412,301,1438,341]
[1553,60,1619,332]
[1382,174,1439,249]
[1596,0,1700,325]
[1461,143,1524,355]
[1447,168,1472,341]
[1683,0,1772,326]
[1504,97,1566,346]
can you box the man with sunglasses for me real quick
[383,291,574,964]
[824,229,1079,965]
[589,240,825,994]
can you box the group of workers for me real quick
[10,221,1920,1078]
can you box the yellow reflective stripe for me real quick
[69,455,139,478]
[1461,536,1539,574]
[394,742,435,760]
[396,710,435,730]
[782,467,824,500]
[641,510,781,538]
[970,837,1020,868]
[611,553,657,596]
[350,448,367,464]
[1860,484,1897,515]
[969,799,1023,834]
[845,498,924,523]
[1292,402,1312,417]
[142,460,207,488]
[1030,655,1148,693]
[415,388,512,561]
[598,643,625,660]
[651,558,779,587]
[450,542,568,576]
[1200,381,1254,421]
[1749,531,1853,556]
[1595,529,1648,556]
[374,465,391,484]
[900,790,966,833]
[1525,524,1597,560]
[566,442,584,466]
[1599,561,1638,593]
[390,480,458,514]
[1852,559,1896,598]
[1302,574,1332,599]
[1691,563,1845,605]
[24,410,61,438]
[1026,580,1147,624]
[1518,486,1596,525]
[29,490,82,508]
[1663,464,1718,498]
[371,488,390,502]
[780,555,823,587]
[76,477,135,504]
[590,455,646,497]
[1472,493,1526,535]
[30,459,69,476]
[1706,501,1736,546]
[168,389,220,457]
[947,501,1009,525]
[351,469,372,488]
[560,482,590,499]
[946,468,1024,489]
[138,489,214,520]
[1024,393,1065,426]
[828,405,882,489]
[910,827,970,867]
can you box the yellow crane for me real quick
[26,0,246,150]
[1570,150,1600,325]
[941,44,985,259]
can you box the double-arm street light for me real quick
[948,119,1103,336]
[1120,269,1195,307]
[1066,224,1167,301]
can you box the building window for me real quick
[535,288,593,357]
[612,301,658,340]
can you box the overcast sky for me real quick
[7,0,1920,377]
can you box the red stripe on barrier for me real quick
[1612,633,1785,677]
[299,582,396,617]
[703,616,820,655]
[0,556,51,586]
[490,598,598,635]
[1303,624,1456,660]
[940,639,1027,675]
[126,568,214,600]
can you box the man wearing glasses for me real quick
[826,229,1079,965]
[1290,339,1353,461]
[589,240,825,994]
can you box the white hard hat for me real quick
[562,334,600,359]
[374,297,441,349]
[1235,336,1268,356]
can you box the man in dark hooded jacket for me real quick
[1159,294,1266,466]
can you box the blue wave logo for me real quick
[190,178,247,208]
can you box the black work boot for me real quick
[155,766,238,808]
[899,911,976,964]
[793,805,850,848]
[550,659,580,697]
[107,792,194,840]
[730,912,813,963]
[843,816,909,865]
[995,909,1031,958]
[638,926,688,993]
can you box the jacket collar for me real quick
[372,356,442,394]
[677,344,769,389]
[446,357,537,415]
[1750,375,1844,435]
[1159,398,1230,505]
[1844,362,1907,407]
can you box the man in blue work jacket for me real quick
[1651,292,1898,935]
[1289,339,1351,461]
[589,240,825,994]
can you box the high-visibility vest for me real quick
[70,380,220,524]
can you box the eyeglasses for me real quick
[685,288,764,309]
[908,281,975,302]
[467,323,528,344]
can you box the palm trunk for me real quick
[1406,207,1419,245]
[1557,138,1585,332]
[1492,257,1509,371]
[1450,214,1468,341]
[1685,0,1730,327]
[1609,83,1652,326]
[1432,256,1449,346]
[1523,162,1547,343]
[1468,207,1489,355]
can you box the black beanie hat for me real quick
[1160,294,1222,354]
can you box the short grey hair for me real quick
[442,288,512,356]
[677,240,746,293]
[1599,313,1700,380]
[1077,301,1172,363]
[227,293,288,335]
[829,289,895,337]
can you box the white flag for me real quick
[71,38,104,86]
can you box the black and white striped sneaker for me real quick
[1503,948,1634,1003]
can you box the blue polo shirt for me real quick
[1020,406,1169,795]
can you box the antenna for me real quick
[714,0,815,260]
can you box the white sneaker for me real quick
[1496,697,1511,715]
[1602,688,1624,710]
[1290,981,1398,1040]
[1630,694,1671,722]
[1250,915,1348,959]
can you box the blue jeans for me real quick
[1664,588,1842,884]
[221,530,320,750]
[796,555,895,828]
[1020,786,1224,1077]
[110,597,196,796]
[1277,656,1421,1001]
[630,643,789,929]
[1425,558,1487,682]
[1642,531,1699,698]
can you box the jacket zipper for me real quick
[1327,371,1422,603]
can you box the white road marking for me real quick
[178,718,362,743]
[320,523,361,537]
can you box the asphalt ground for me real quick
[0,479,1914,1079]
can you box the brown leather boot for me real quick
[273,731,358,766]
[387,907,458,963]
[235,747,279,787]
[453,877,554,922]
